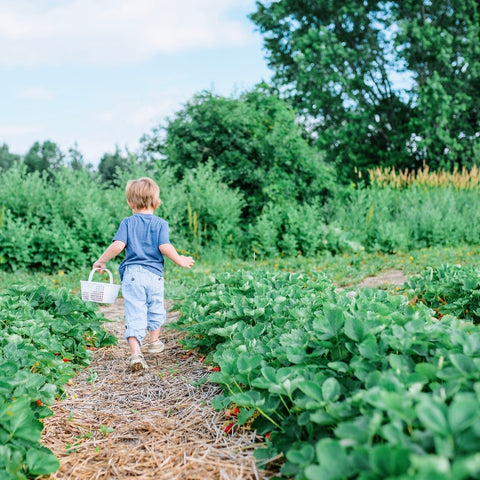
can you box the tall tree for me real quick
[392,0,480,169]
[23,140,64,174]
[250,0,480,179]
[97,147,135,186]
[141,87,336,219]
[0,144,20,171]
[67,143,91,172]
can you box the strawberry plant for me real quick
[171,268,480,479]
[0,284,117,479]
[406,264,480,322]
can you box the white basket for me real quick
[80,268,120,304]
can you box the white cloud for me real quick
[95,95,182,129]
[65,93,187,165]
[17,86,54,100]
[0,0,255,67]
[0,124,42,136]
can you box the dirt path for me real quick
[43,299,273,480]
[356,269,407,288]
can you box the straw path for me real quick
[42,299,277,480]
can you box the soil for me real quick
[356,269,407,288]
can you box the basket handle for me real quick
[88,268,114,284]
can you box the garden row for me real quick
[170,265,480,479]
[0,285,116,479]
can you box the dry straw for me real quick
[368,164,480,190]
[42,300,278,480]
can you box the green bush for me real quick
[329,185,480,253]
[406,264,480,323]
[0,165,122,273]
[250,201,361,258]
[142,88,337,221]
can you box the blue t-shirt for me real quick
[113,213,170,280]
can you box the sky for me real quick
[0,0,272,166]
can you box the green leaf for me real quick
[237,408,256,426]
[416,399,449,435]
[298,381,324,404]
[236,353,262,374]
[449,353,477,376]
[230,390,266,408]
[327,361,349,373]
[306,439,352,480]
[322,377,340,403]
[370,445,410,476]
[286,443,315,467]
[0,398,42,442]
[448,393,479,435]
[344,316,365,342]
[358,335,378,359]
[334,416,371,445]
[452,452,480,478]
[209,323,239,337]
[26,446,60,475]
[415,362,438,381]
[312,306,344,340]
[382,391,416,424]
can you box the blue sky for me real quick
[0,0,272,166]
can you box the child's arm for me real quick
[159,243,195,269]
[93,240,126,272]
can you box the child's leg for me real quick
[146,276,166,343]
[148,327,161,343]
[127,336,142,355]
[122,267,148,353]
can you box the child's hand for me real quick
[93,261,106,273]
[178,255,195,269]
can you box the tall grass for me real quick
[369,164,480,190]
[329,167,480,253]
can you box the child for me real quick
[93,177,194,372]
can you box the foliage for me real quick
[249,200,362,258]
[0,144,20,171]
[4,158,480,270]
[23,140,65,175]
[0,165,124,273]
[171,267,480,479]
[392,0,480,169]
[97,147,137,186]
[141,87,337,220]
[328,184,480,253]
[250,0,480,180]
[0,283,116,479]
[406,264,480,323]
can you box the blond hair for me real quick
[125,177,161,210]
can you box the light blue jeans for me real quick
[122,265,166,346]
